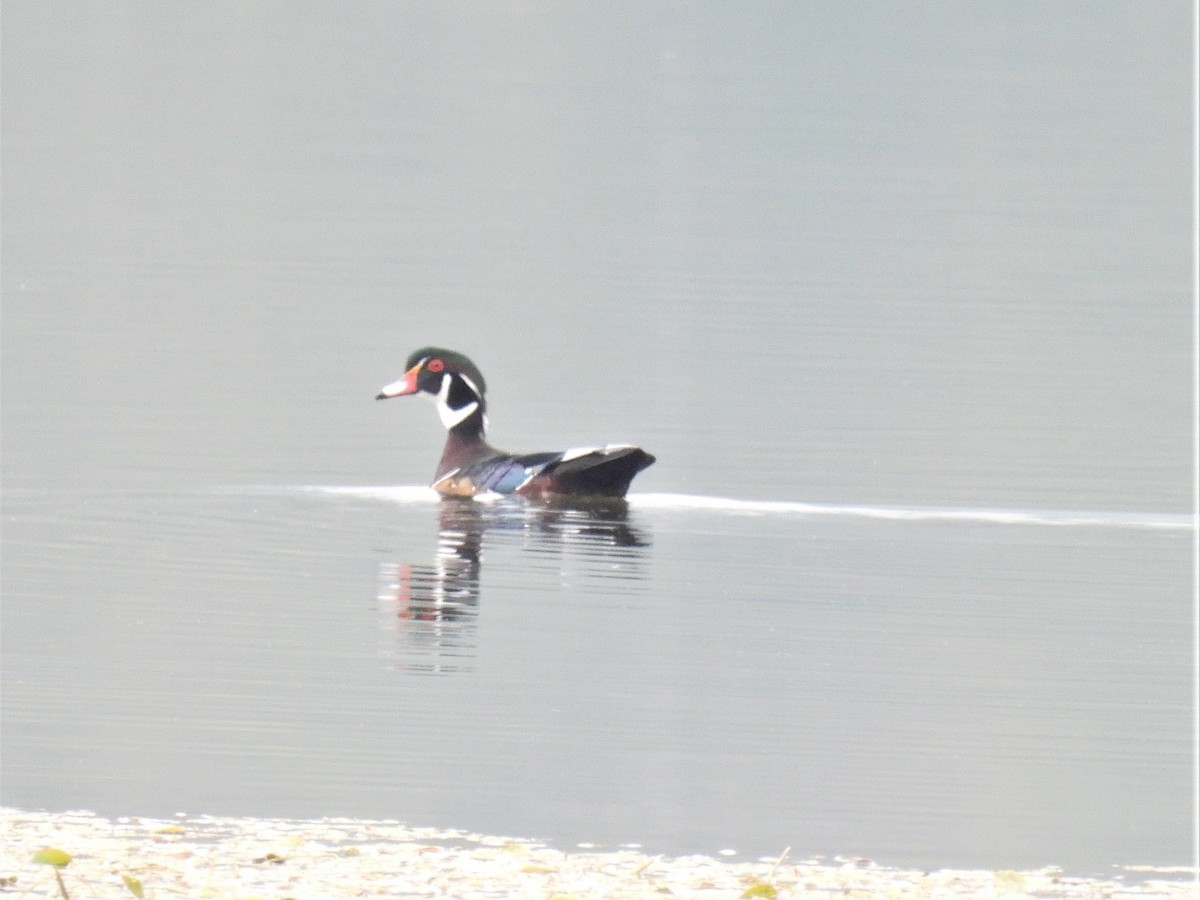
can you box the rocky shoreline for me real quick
[1,808,1194,898]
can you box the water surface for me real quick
[2,1,1193,878]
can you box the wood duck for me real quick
[377,347,655,499]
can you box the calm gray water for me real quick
[2,2,1194,877]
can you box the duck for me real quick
[377,347,655,499]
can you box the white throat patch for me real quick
[434,373,481,430]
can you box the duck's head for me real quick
[376,347,488,432]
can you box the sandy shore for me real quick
[1,808,1194,899]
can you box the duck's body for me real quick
[377,347,655,499]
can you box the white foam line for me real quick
[303,486,1195,531]
[311,485,443,503]
[628,493,1196,530]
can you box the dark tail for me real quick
[544,447,655,498]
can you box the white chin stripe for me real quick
[439,399,479,429]
[435,374,480,429]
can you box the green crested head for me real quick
[404,347,487,395]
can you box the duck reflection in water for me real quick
[379,497,650,674]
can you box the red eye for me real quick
[427,358,445,373]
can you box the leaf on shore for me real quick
[741,882,778,898]
[32,847,71,868]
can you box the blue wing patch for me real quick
[466,456,538,494]
[485,461,530,494]
[453,450,572,495]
